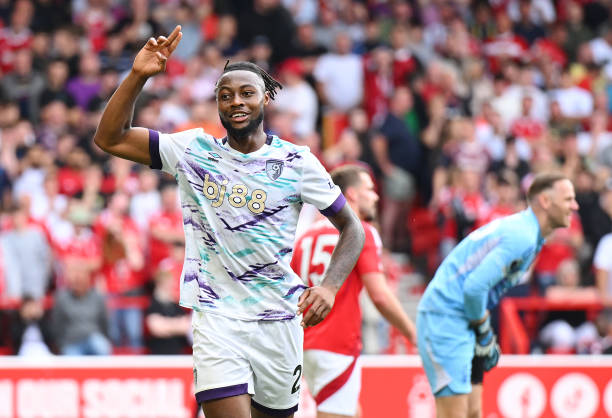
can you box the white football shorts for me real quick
[303,349,361,415]
[192,310,303,415]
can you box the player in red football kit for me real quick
[291,164,417,417]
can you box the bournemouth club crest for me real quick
[266,159,284,180]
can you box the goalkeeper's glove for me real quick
[471,313,501,371]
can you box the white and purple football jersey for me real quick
[149,128,344,321]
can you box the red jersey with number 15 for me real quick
[291,219,384,356]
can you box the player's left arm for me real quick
[297,203,364,327]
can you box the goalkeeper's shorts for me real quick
[416,311,476,397]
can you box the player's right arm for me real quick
[363,272,416,345]
[93,26,182,164]
[462,233,531,323]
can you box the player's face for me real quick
[355,172,379,222]
[546,179,579,228]
[216,70,269,139]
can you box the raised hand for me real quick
[132,25,182,78]
[297,286,335,327]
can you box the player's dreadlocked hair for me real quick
[216,60,283,100]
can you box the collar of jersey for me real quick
[220,134,274,157]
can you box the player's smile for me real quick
[230,111,250,123]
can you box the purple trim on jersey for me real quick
[195,383,248,403]
[251,400,298,416]
[148,129,162,170]
[320,193,346,217]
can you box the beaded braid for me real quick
[216,60,283,100]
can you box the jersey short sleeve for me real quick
[299,150,344,215]
[356,223,384,275]
[594,234,612,270]
[150,128,203,176]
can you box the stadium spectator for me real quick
[50,26,81,78]
[593,207,612,307]
[314,30,364,115]
[212,14,243,58]
[538,258,599,354]
[594,308,612,354]
[235,0,296,65]
[39,59,75,109]
[94,191,146,348]
[98,27,134,74]
[512,0,546,46]
[51,257,112,356]
[147,184,183,273]
[577,170,612,254]
[292,22,327,59]
[371,86,420,251]
[549,69,594,120]
[565,1,593,63]
[174,98,225,138]
[1,48,45,123]
[145,262,191,355]
[0,0,34,74]
[129,168,161,231]
[533,210,584,293]
[0,204,52,300]
[10,295,54,356]
[272,58,318,139]
[53,202,102,289]
[66,52,102,111]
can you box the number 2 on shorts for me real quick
[291,365,302,394]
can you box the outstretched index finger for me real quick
[166,29,182,54]
[164,25,182,47]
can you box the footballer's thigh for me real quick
[467,384,483,418]
[192,311,255,416]
[248,316,303,417]
[435,394,469,418]
[202,395,252,418]
[303,350,361,417]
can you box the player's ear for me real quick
[263,90,270,106]
[538,189,551,209]
[345,186,358,202]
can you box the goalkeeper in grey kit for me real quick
[416,172,578,417]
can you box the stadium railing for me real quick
[499,297,603,354]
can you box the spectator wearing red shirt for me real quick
[54,203,102,289]
[0,0,33,74]
[94,191,146,348]
[148,184,183,274]
[483,11,528,75]
[534,211,584,293]
[476,169,525,229]
[510,96,546,142]
[531,23,568,70]
[56,147,90,197]
[363,44,394,124]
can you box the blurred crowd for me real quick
[4,0,612,356]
